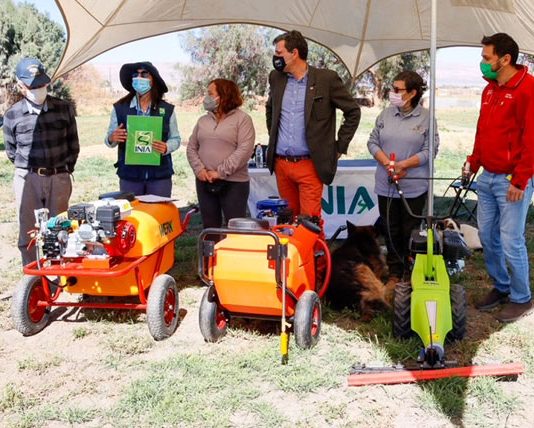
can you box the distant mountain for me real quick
[436,64,485,87]
[90,62,183,97]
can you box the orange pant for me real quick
[274,158,323,217]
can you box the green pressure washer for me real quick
[388,154,468,369]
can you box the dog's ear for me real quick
[346,220,357,236]
[444,218,460,231]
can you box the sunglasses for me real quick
[132,70,150,78]
[391,86,407,94]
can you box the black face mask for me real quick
[272,55,286,72]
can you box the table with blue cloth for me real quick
[248,159,379,238]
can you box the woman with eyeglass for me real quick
[367,70,439,284]
[105,61,180,196]
[186,78,255,228]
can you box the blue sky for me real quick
[21,0,484,85]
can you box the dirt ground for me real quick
[2,217,534,428]
[2,152,534,427]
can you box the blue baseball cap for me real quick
[15,57,51,89]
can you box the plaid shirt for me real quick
[3,96,79,171]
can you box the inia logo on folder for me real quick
[125,115,161,166]
[134,131,153,153]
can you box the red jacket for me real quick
[468,65,534,190]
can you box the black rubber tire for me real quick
[447,283,467,342]
[11,275,50,336]
[294,290,321,349]
[146,274,180,341]
[393,282,414,339]
[199,286,227,343]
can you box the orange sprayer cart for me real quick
[11,192,197,341]
[197,217,331,357]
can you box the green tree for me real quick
[179,24,273,104]
[179,24,357,103]
[360,51,430,105]
[0,0,70,111]
[519,53,534,73]
[307,41,351,86]
[178,23,430,107]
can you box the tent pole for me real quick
[427,0,437,219]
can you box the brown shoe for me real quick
[495,301,533,323]
[475,288,509,311]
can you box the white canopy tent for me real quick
[54,0,534,79]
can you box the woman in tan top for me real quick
[187,79,255,228]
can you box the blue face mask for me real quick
[132,77,152,95]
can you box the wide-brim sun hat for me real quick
[119,61,168,93]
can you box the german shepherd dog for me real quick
[325,222,393,320]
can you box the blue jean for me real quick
[477,170,534,303]
[119,178,172,197]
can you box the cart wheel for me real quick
[11,275,50,336]
[146,274,180,341]
[393,282,414,339]
[294,290,321,349]
[199,286,227,343]
[447,284,467,342]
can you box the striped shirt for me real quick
[3,96,80,171]
[276,73,309,156]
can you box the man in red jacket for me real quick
[465,33,534,322]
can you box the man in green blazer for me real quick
[266,30,361,224]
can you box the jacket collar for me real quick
[484,64,528,89]
[206,108,239,120]
[22,97,49,114]
[394,103,422,118]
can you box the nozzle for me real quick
[388,153,399,183]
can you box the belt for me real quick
[275,154,311,162]
[29,166,69,176]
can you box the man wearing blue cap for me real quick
[3,57,79,265]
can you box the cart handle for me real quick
[197,227,286,289]
[181,206,199,230]
[387,153,475,225]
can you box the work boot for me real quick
[494,301,533,323]
[475,288,509,311]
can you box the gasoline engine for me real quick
[408,224,471,276]
[34,198,136,261]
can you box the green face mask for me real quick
[480,61,499,80]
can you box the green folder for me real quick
[125,115,162,166]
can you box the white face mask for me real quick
[25,86,48,105]
[389,91,406,108]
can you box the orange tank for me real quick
[198,218,331,351]
[210,224,319,317]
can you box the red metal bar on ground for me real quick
[348,363,524,386]
[36,301,147,310]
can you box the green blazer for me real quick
[265,66,361,184]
